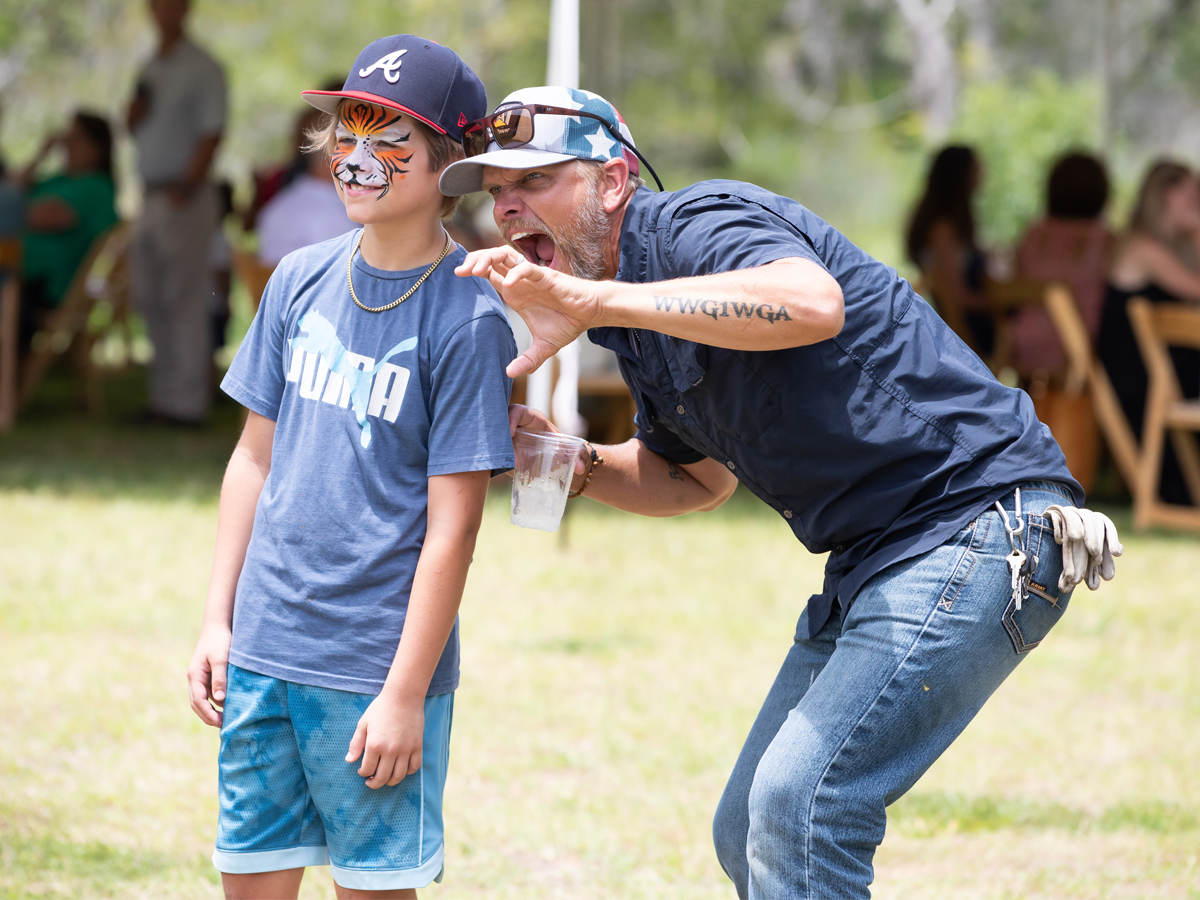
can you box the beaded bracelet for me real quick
[567,443,603,499]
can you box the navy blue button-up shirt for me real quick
[588,182,1083,636]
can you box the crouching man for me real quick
[445,86,1120,899]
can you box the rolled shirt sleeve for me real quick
[660,194,827,278]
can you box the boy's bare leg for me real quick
[222,868,305,900]
[333,886,417,899]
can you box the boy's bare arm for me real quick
[346,469,490,789]
[186,412,276,727]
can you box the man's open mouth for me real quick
[508,231,559,269]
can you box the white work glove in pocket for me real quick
[1043,505,1124,592]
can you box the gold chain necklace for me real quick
[347,229,454,313]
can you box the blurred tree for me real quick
[894,0,959,137]
[764,0,913,132]
[953,71,1100,246]
[2,0,1200,267]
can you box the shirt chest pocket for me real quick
[685,347,782,443]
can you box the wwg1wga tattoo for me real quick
[652,295,794,324]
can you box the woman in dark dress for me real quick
[1098,160,1200,505]
[906,145,993,357]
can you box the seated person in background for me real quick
[255,106,355,266]
[0,102,23,236]
[1098,159,1200,505]
[242,77,342,231]
[17,111,119,346]
[1012,152,1113,379]
[906,145,993,356]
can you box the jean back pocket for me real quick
[1001,512,1072,654]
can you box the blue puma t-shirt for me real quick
[221,229,516,696]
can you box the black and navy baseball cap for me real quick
[301,35,487,144]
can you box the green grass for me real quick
[2,368,1199,899]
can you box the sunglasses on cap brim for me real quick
[463,103,664,191]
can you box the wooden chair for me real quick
[916,267,980,357]
[1125,297,1200,531]
[19,223,132,414]
[1042,283,1143,497]
[577,372,638,444]
[232,250,275,315]
[984,278,1048,376]
[916,272,1044,374]
[988,280,1100,491]
[0,238,21,430]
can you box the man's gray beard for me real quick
[552,187,609,281]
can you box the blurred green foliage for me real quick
[953,71,1100,246]
[2,0,1200,270]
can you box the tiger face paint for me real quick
[332,102,415,200]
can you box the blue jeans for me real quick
[712,482,1076,898]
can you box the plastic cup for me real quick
[510,431,586,532]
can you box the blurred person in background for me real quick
[1098,159,1200,505]
[906,145,993,356]
[1012,152,1113,379]
[16,111,119,349]
[254,106,355,266]
[208,181,233,356]
[0,102,24,237]
[126,0,226,426]
[242,77,343,232]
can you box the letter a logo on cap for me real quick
[359,49,407,84]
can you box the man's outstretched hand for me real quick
[455,248,606,378]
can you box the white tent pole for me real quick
[547,0,579,87]
[524,350,554,418]
[533,0,587,436]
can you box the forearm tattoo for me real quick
[652,295,793,324]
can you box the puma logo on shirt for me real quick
[287,309,416,448]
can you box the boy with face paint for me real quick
[185,36,515,899]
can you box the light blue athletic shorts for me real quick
[212,664,453,890]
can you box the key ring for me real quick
[994,487,1024,550]
[995,487,1033,610]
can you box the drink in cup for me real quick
[510,431,586,532]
